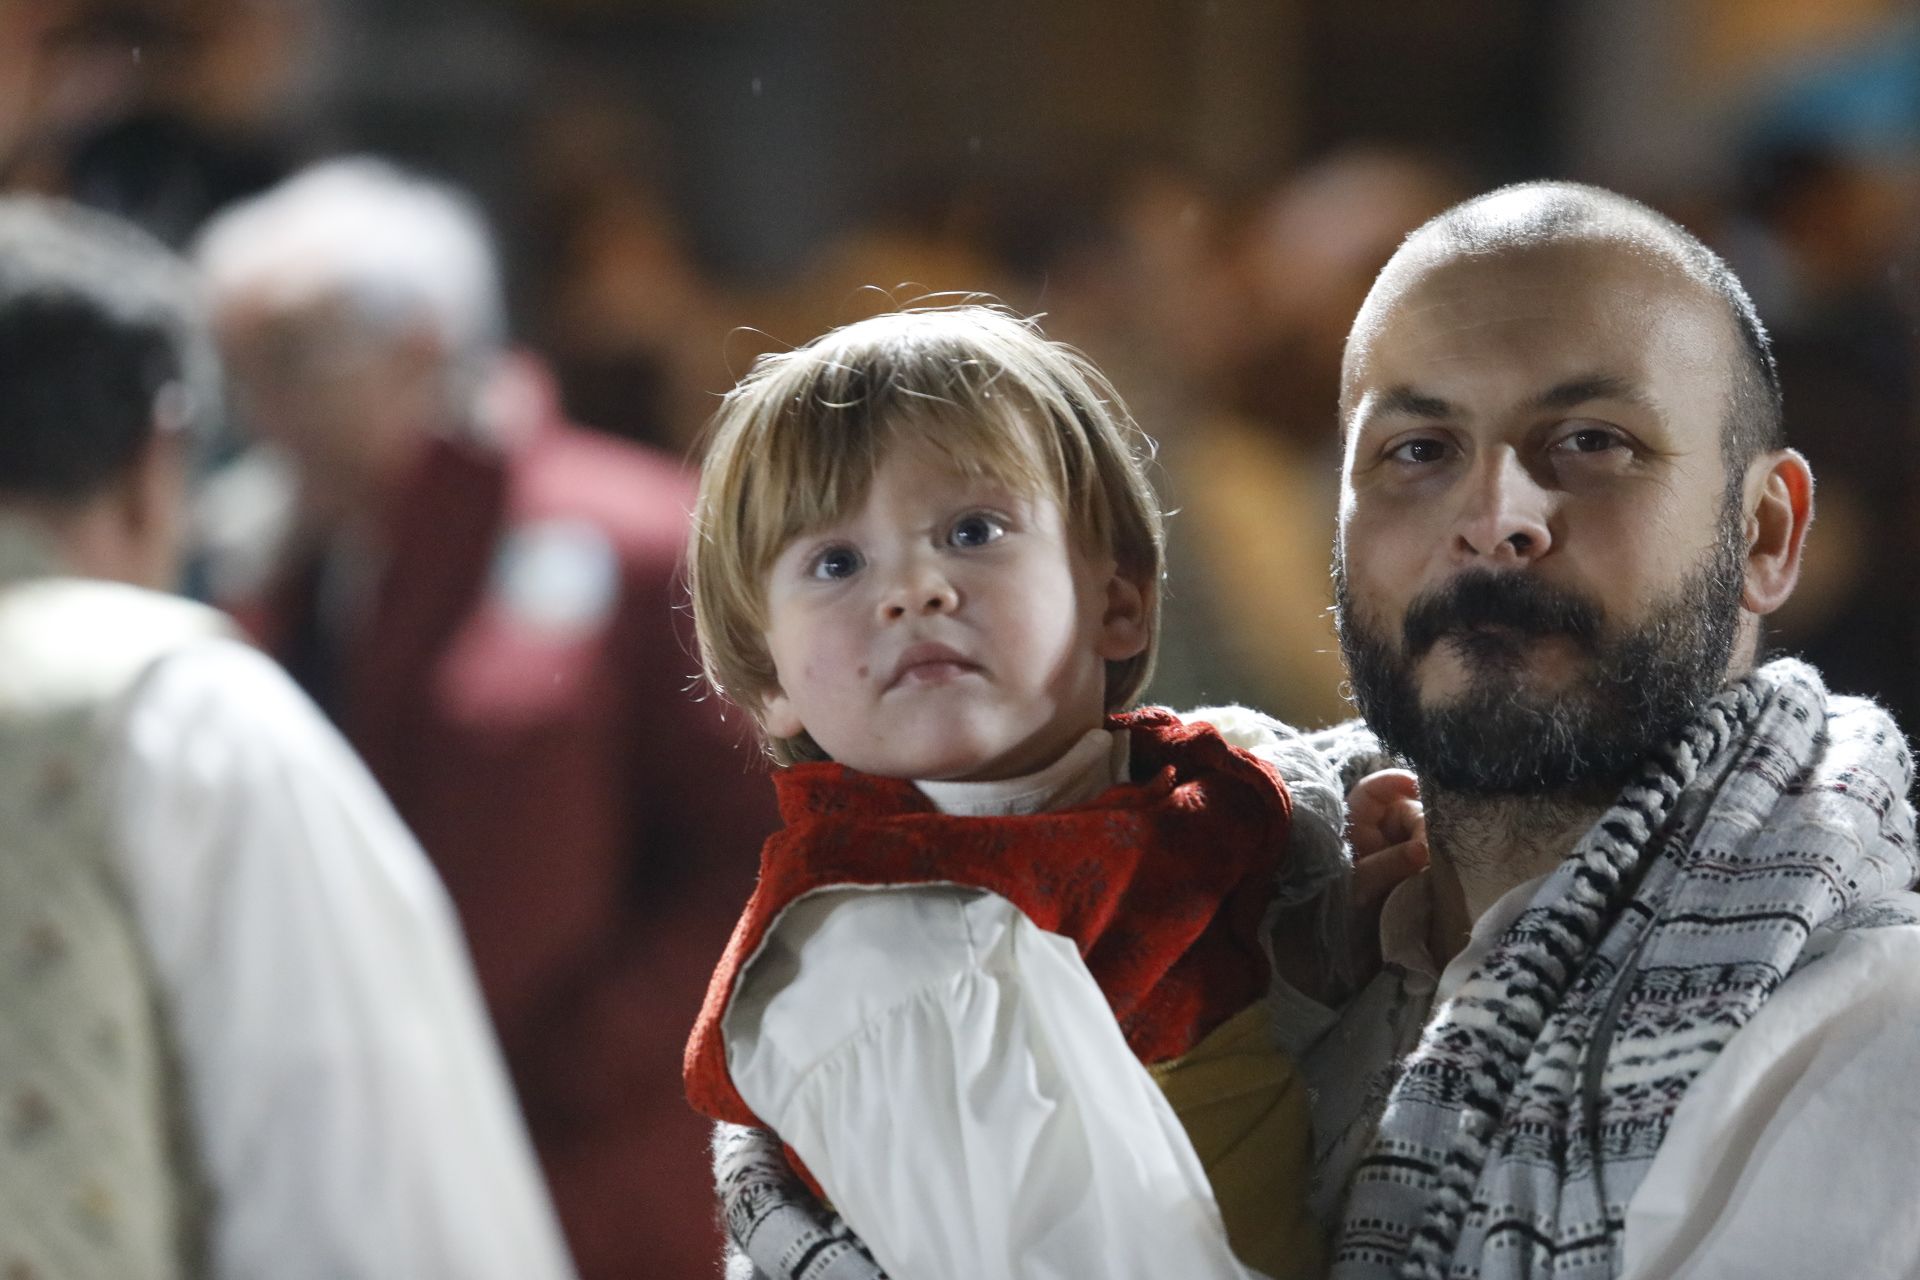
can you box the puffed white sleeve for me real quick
[1619,919,1920,1280]
[724,885,1266,1280]
[109,639,578,1280]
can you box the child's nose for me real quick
[879,564,959,621]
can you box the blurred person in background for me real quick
[1720,137,1920,732]
[1154,149,1466,727]
[194,158,777,1279]
[0,0,313,245]
[522,92,734,457]
[0,195,573,1278]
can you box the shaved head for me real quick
[1343,181,1783,472]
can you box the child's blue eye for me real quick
[810,546,864,579]
[948,512,1007,548]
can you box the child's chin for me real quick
[850,710,1064,782]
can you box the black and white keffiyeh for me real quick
[1335,659,1918,1279]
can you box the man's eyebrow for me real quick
[1363,385,1456,426]
[1531,374,1651,412]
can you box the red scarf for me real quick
[684,708,1293,1127]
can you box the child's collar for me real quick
[911,727,1128,818]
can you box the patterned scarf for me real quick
[1335,659,1919,1279]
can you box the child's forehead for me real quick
[783,428,1055,527]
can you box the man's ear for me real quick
[1740,448,1813,617]
[125,428,187,530]
[109,425,189,590]
[1096,569,1154,662]
[760,685,805,742]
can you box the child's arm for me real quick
[726,887,1268,1280]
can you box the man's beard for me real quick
[1334,504,1747,796]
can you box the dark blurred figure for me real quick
[0,0,313,244]
[0,195,572,1278]
[521,93,731,456]
[1723,140,1920,730]
[195,158,778,1280]
[1152,149,1467,725]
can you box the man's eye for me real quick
[1388,437,1449,464]
[1559,427,1620,452]
[809,546,863,579]
[1555,426,1625,455]
[948,512,1007,548]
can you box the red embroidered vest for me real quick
[684,708,1293,1127]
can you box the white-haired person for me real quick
[0,197,576,1277]
[194,158,778,1280]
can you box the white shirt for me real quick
[726,728,1268,1280]
[110,637,578,1280]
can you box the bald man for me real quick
[1314,181,1920,1279]
[703,184,1920,1280]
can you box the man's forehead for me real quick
[1342,234,1728,417]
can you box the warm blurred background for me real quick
[5,0,1914,1273]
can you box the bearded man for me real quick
[1313,180,1920,1279]
[698,182,1920,1280]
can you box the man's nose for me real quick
[1453,448,1553,562]
[878,559,959,621]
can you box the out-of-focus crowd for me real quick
[2,1,1916,1276]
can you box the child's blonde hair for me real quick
[691,303,1166,764]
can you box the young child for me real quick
[683,305,1417,1280]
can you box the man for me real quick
[0,201,575,1275]
[1320,180,1919,1279]
[710,182,1920,1280]
[193,158,777,1279]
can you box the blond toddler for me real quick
[683,305,1421,1280]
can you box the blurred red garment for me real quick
[228,377,776,1279]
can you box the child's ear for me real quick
[1096,570,1153,662]
[760,686,806,741]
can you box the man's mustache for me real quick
[1402,570,1604,660]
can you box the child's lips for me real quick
[886,643,983,689]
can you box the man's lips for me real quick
[1420,623,1585,656]
[886,642,983,689]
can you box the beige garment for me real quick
[0,525,228,1279]
[1150,999,1322,1279]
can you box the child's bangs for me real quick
[899,395,1065,505]
[743,386,1066,573]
